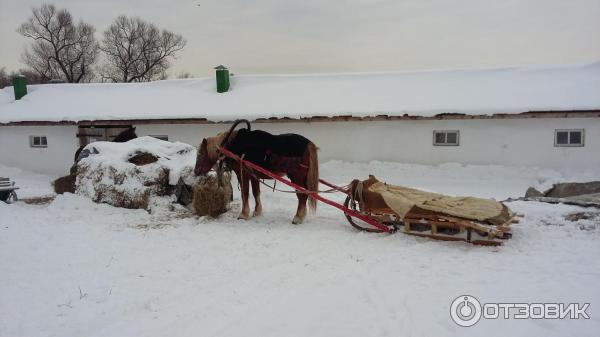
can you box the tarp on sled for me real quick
[354,176,513,226]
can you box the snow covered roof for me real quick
[1,62,599,124]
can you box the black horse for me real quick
[74,127,137,162]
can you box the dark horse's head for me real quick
[194,132,229,176]
[113,127,137,142]
[75,127,138,163]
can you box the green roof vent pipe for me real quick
[215,65,230,93]
[12,75,27,100]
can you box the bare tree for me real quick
[176,71,193,79]
[0,68,9,88]
[0,67,48,88]
[99,16,186,82]
[12,69,48,85]
[17,4,98,83]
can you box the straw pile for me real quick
[53,164,78,194]
[192,172,233,217]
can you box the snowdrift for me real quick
[75,137,198,209]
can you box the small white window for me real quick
[555,129,584,147]
[433,130,459,146]
[150,135,169,141]
[29,136,48,148]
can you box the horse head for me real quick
[194,132,230,176]
[194,139,214,176]
[113,127,137,143]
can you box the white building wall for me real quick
[136,118,599,170]
[0,118,597,175]
[0,125,79,175]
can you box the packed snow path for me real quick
[1,161,599,337]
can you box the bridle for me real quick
[214,119,252,186]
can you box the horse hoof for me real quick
[292,216,303,225]
[238,213,250,220]
[252,210,262,217]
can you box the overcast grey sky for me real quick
[1,0,599,77]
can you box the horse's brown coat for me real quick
[195,130,319,224]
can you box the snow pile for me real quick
[1,61,599,123]
[75,137,197,209]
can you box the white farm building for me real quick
[0,62,599,175]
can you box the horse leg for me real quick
[289,173,308,224]
[238,171,251,220]
[292,193,308,224]
[251,178,262,217]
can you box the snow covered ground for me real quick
[1,161,599,337]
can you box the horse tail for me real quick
[306,142,319,213]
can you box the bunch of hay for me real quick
[53,164,78,194]
[192,172,233,217]
[128,152,158,165]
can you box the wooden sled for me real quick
[343,177,519,246]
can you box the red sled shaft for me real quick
[218,147,392,233]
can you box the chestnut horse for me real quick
[194,123,319,224]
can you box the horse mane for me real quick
[220,119,251,147]
[207,131,235,160]
[209,119,251,160]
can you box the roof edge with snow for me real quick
[1,61,599,125]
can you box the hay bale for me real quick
[53,174,76,194]
[70,137,198,210]
[52,164,77,194]
[76,161,170,209]
[53,165,78,194]
[192,173,233,217]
